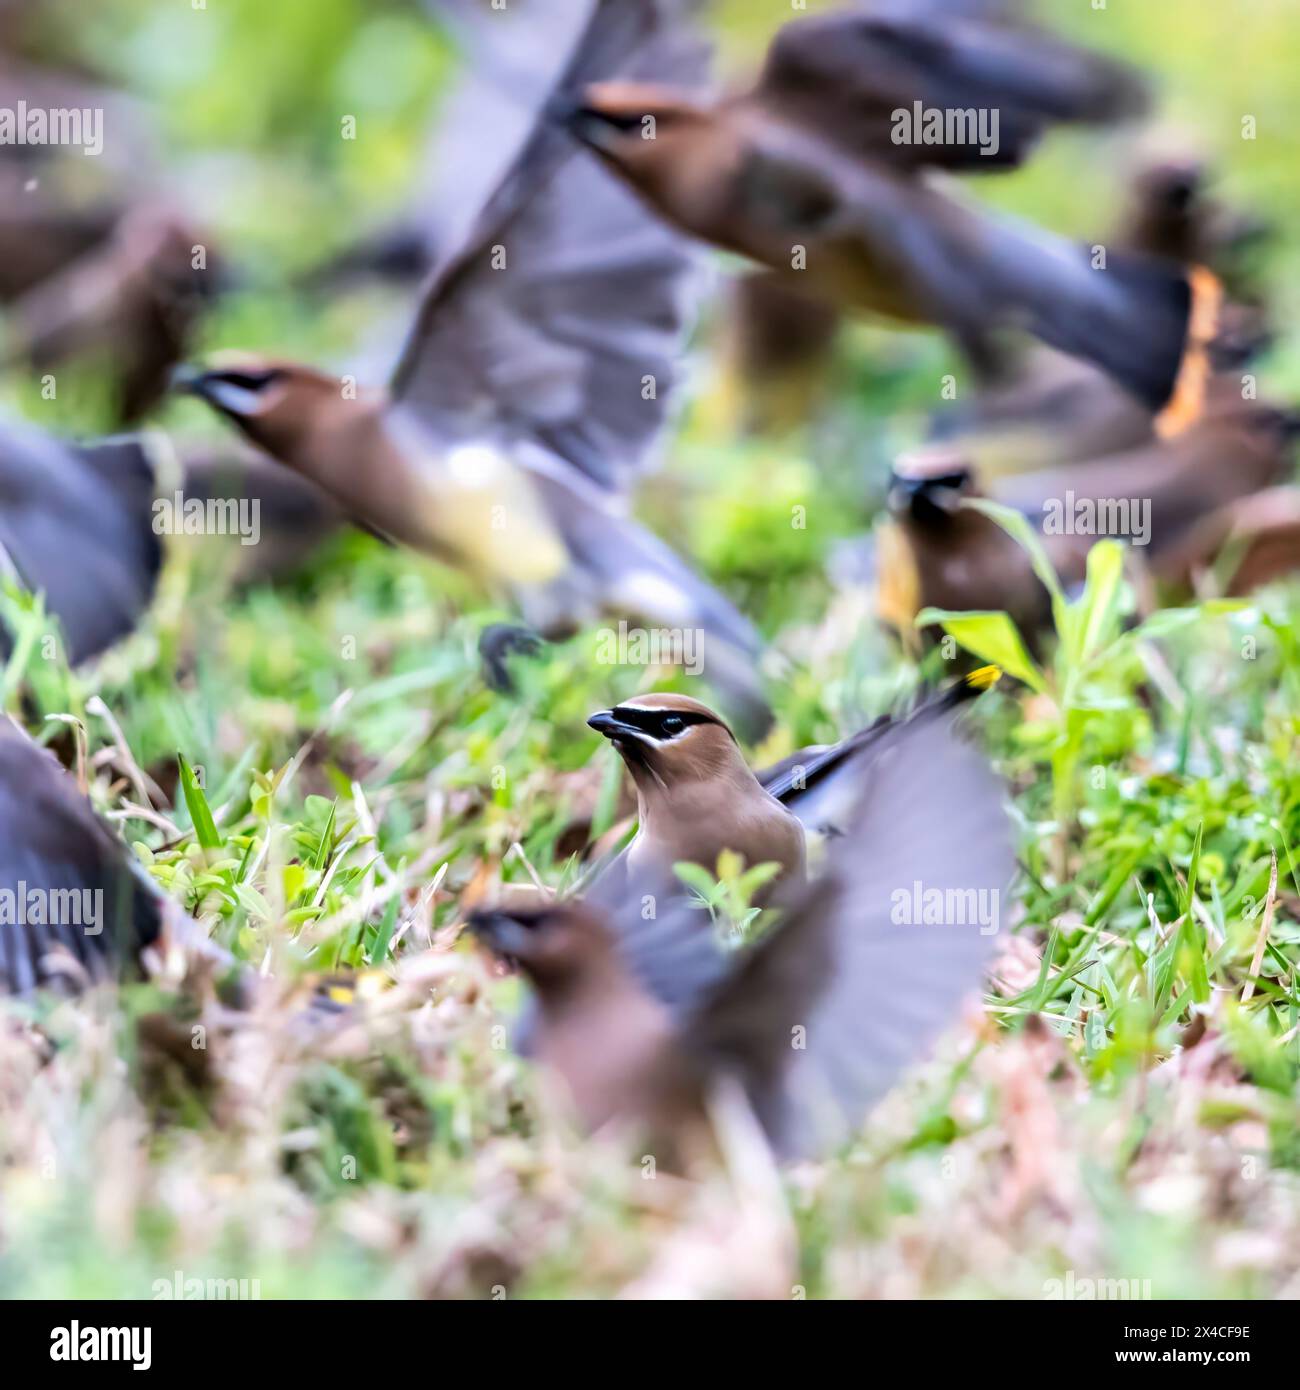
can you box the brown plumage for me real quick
[876,454,1060,648]
[1153,487,1300,597]
[565,1,1218,416]
[0,173,119,301]
[880,385,1299,644]
[472,705,1013,1159]
[587,692,807,897]
[989,384,1298,553]
[1121,157,1271,290]
[587,672,1001,903]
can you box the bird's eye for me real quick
[661,715,684,735]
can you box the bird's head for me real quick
[1133,157,1205,218]
[887,450,978,526]
[587,692,742,793]
[467,901,612,990]
[556,81,721,197]
[172,355,364,465]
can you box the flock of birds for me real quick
[0,0,1295,1163]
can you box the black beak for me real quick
[544,90,584,129]
[888,464,971,518]
[587,710,648,743]
[466,910,535,960]
[169,363,209,397]
[548,92,631,152]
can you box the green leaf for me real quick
[915,608,1047,693]
[370,896,400,965]
[963,497,1069,633]
[312,800,338,871]
[673,861,723,906]
[178,754,223,849]
[1071,540,1126,666]
[736,861,782,899]
[1130,600,1245,642]
[233,882,273,921]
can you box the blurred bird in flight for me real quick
[175,0,774,737]
[564,0,1223,421]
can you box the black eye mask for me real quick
[213,369,284,392]
[611,706,721,741]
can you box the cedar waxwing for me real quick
[585,668,1000,901]
[875,454,1060,650]
[877,386,1300,645]
[0,719,174,994]
[470,703,1013,1158]
[1120,157,1271,291]
[5,205,225,424]
[174,1,773,736]
[564,0,1220,417]
[587,691,808,898]
[0,419,163,665]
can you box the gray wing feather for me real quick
[394,0,709,493]
[0,424,161,664]
[687,718,1014,1157]
[0,722,163,995]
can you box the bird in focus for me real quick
[471,704,1014,1163]
[585,667,1002,908]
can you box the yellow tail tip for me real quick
[1155,266,1223,440]
[965,664,1003,691]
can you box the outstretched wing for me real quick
[757,668,997,831]
[755,0,1146,173]
[0,722,163,995]
[393,0,709,493]
[686,715,1014,1156]
[0,424,162,665]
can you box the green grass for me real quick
[0,0,1297,1299]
